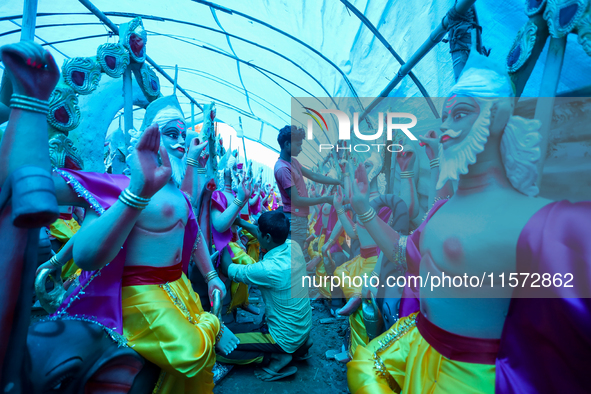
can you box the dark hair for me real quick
[277,125,305,150]
[258,211,290,244]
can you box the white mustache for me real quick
[170,143,185,150]
[441,129,463,138]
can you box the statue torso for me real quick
[419,189,552,338]
[125,182,189,268]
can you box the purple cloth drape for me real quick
[496,201,591,394]
[53,170,198,335]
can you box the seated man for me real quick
[217,211,313,381]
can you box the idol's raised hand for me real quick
[417,129,440,161]
[0,41,59,100]
[127,124,172,198]
[236,176,252,203]
[396,140,416,172]
[349,160,371,215]
[333,185,344,211]
[187,138,209,167]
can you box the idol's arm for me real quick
[191,230,227,300]
[398,176,419,221]
[249,190,260,206]
[211,200,243,233]
[180,139,208,206]
[322,221,345,255]
[396,150,419,220]
[339,177,358,239]
[0,72,12,124]
[349,162,402,266]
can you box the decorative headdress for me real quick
[140,95,185,132]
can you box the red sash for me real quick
[416,312,500,365]
[122,262,182,287]
[360,246,379,259]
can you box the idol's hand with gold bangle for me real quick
[127,124,173,199]
[186,138,209,170]
[347,160,371,215]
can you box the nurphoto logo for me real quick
[303,107,418,152]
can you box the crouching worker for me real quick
[217,210,313,381]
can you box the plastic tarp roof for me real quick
[1,0,590,155]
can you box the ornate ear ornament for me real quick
[120,17,147,63]
[544,0,589,37]
[62,57,102,95]
[49,133,84,170]
[525,0,547,16]
[97,43,130,78]
[47,83,81,133]
[507,20,539,73]
[577,7,591,56]
[136,62,160,101]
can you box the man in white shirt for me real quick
[217,210,313,381]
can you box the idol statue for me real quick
[347,51,591,394]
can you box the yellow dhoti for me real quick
[122,273,220,394]
[308,234,332,299]
[48,218,81,279]
[241,230,260,262]
[334,252,378,356]
[334,253,378,300]
[227,241,257,313]
[348,313,495,394]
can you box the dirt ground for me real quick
[214,295,350,394]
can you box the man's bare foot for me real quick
[242,304,260,315]
[254,353,294,381]
[335,296,361,316]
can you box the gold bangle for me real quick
[429,158,439,169]
[205,270,219,284]
[358,207,376,223]
[118,188,150,210]
[187,158,207,174]
[215,324,225,343]
[10,95,49,114]
[400,171,414,179]
[233,198,243,207]
[9,102,48,114]
[48,255,63,268]
[12,94,49,106]
[336,208,345,216]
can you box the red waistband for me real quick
[59,213,73,221]
[360,247,379,259]
[231,232,239,242]
[416,313,500,365]
[240,213,250,221]
[122,263,182,287]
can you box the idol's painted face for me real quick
[440,96,480,150]
[161,119,187,160]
